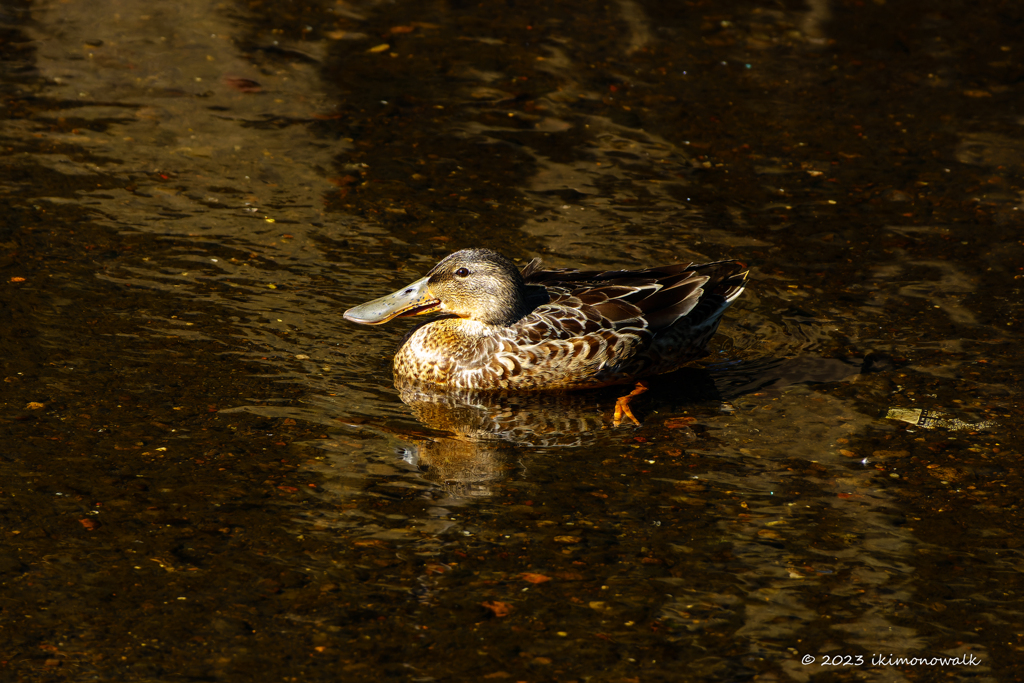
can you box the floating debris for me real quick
[885,407,995,431]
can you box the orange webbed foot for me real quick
[612,381,649,427]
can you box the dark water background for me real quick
[2,0,1023,680]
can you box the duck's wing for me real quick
[495,261,748,387]
[524,260,747,334]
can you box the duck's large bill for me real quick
[343,276,442,325]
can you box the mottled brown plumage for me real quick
[344,248,747,392]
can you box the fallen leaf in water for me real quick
[871,449,909,459]
[520,572,552,584]
[78,519,98,531]
[223,77,262,93]
[482,601,513,617]
[325,30,368,40]
[10,276,25,282]
[26,402,45,410]
[928,467,967,482]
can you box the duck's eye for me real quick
[455,267,470,278]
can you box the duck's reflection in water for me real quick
[391,368,730,495]
[394,377,612,495]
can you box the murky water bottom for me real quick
[2,0,1023,680]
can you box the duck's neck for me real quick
[478,285,547,327]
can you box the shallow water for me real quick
[2,0,1023,680]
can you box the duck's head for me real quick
[344,248,530,327]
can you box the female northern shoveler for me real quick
[344,248,747,425]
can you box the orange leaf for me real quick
[520,572,552,584]
[482,601,513,617]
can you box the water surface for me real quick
[2,0,1022,680]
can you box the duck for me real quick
[344,248,748,425]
